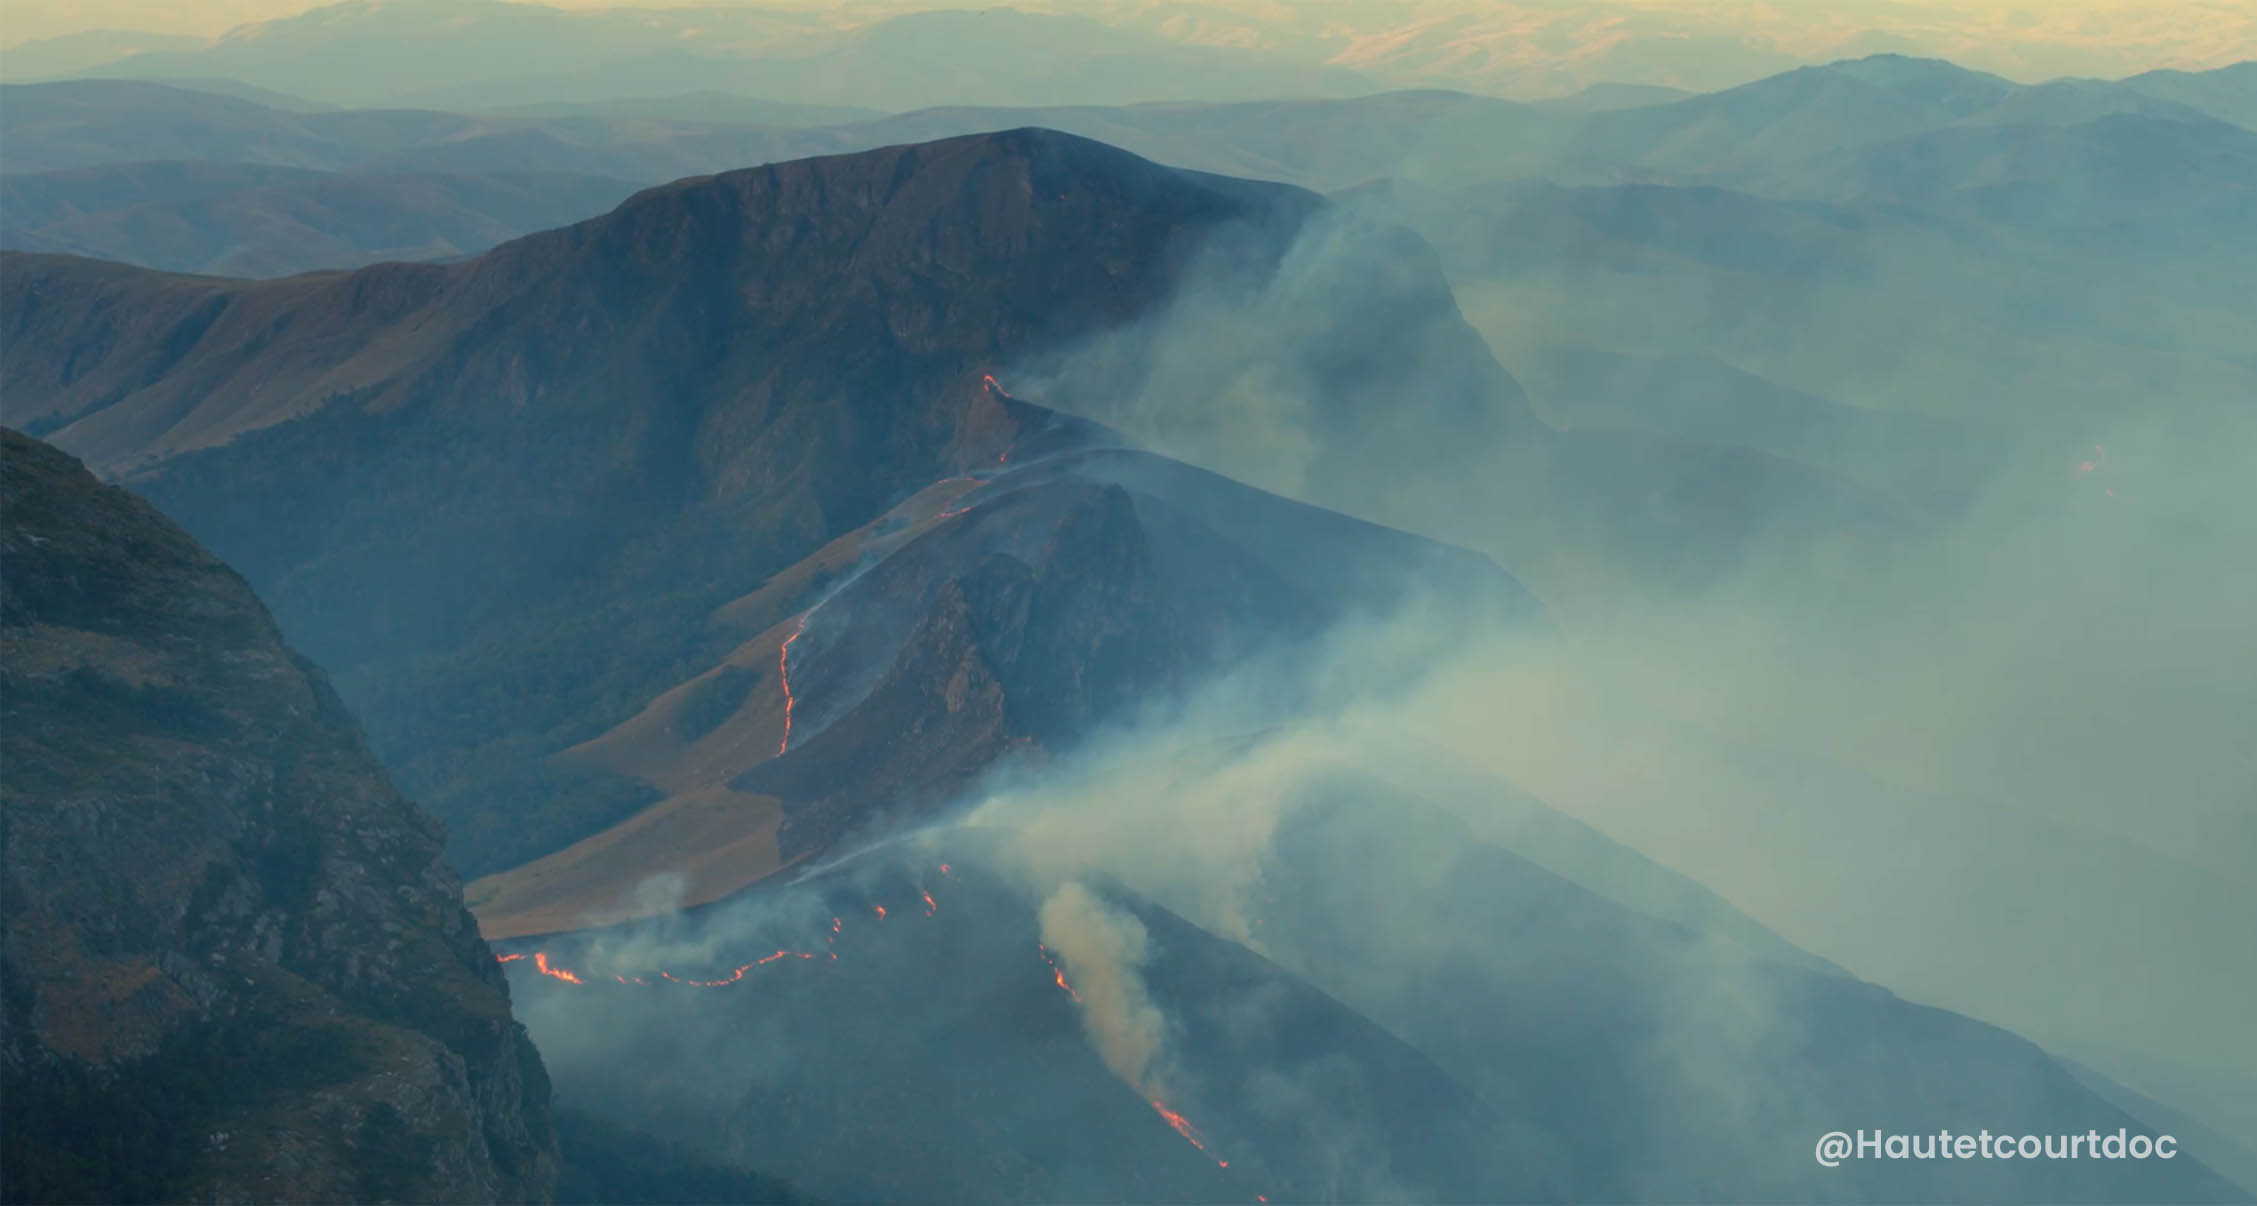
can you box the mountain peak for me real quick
[635,125,1306,229]
[1823,52,2017,97]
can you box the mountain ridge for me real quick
[2,129,1539,903]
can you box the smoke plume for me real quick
[1038,881,1170,1098]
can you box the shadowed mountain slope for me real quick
[0,429,556,1203]
[468,445,1536,936]
[1,130,1538,892]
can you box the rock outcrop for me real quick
[0,428,556,1203]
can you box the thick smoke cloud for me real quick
[504,156,2254,1200]
[1037,882,1170,1096]
[977,191,2257,1155]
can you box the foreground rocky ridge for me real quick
[0,428,555,1203]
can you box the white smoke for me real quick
[1037,881,1170,1099]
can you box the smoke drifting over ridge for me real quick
[965,187,2257,1146]
[506,542,2252,1198]
[488,142,2253,1198]
[1008,201,1535,553]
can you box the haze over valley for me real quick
[3,4,2252,1202]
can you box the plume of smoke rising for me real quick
[971,722,1329,947]
[1037,881,1171,1097]
[626,870,692,918]
[938,393,2256,1167]
[503,187,2255,1191]
[976,160,2257,1109]
[1013,199,1532,552]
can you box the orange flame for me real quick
[533,952,585,985]
[1035,941,1240,1179]
[1037,943,1081,1003]
[874,904,888,921]
[497,905,888,990]
[776,613,811,756]
[922,889,939,916]
[1149,1100,1235,1172]
[1151,1101,1209,1152]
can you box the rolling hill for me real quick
[1,160,642,277]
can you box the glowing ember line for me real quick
[929,476,991,523]
[1152,1101,1237,1173]
[1036,940,1234,1178]
[776,613,811,756]
[1037,943,1081,1003]
[1151,1101,1208,1151]
[495,882,952,989]
[975,374,1025,462]
[532,952,584,985]
[504,946,821,989]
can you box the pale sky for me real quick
[4,0,2247,43]
[1,0,791,43]
[5,0,2250,84]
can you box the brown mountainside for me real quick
[0,129,1532,889]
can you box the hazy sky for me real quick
[1,0,704,42]
[9,0,2253,72]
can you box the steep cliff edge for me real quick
[0,428,555,1203]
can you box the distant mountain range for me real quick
[0,160,641,277]
[2,5,1378,112]
[10,55,2246,470]
[5,0,2249,105]
[7,57,2249,287]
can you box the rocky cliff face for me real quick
[0,428,555,1203]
